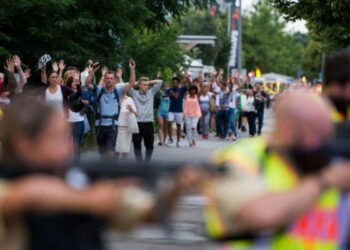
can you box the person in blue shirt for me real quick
[164,76,188,147]
[85,59,136,158]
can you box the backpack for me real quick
[95,88,121,124]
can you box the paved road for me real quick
[82,109,275,250]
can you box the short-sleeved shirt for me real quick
[166,86,186,113]
[128,80,162,122]
[95,85,123,126]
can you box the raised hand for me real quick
[13,55,21,68]
[157,71,161,79]
[219,68,224,76]
[129,59,136,69]
[58,59,66,71]
[24,68,32,79]
[102,66,108,77]
[116,67,123,78]
[92,62,100,72]
[173,72,177,77]
[52,62,58,72]
[4,58,15,73]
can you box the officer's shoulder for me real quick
[211,137,266,165]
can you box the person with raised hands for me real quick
[129,71,163,161]
[0,58,18,106]
[85,59,136,158]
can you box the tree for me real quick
[0,0,212,79]
[242,0,306,77]
[180,10,231,71]
[268,0,350,51]
[117,25,188,81]
[301,40,323,80]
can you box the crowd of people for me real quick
[0,48,350,250]
[0,55,270,162]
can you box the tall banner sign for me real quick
[228,0,241,73]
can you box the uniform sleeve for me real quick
[208,144,268,235]
[208,170,267,235]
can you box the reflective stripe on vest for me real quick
[205,137,343,250]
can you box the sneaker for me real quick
[158,142,163,146]
[167,139,174,145]
[192,140,196,146]
[204,134,209,139]
[176,142,181,147]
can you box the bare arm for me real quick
[4,59,18,92]
[41,65,47,84]
[57,60,66,86]
[85,62,100,91]
[99,66,108,87]
[123,59,136,94]
[13,55,26,93]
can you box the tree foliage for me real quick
[0,0,212,78]
[242,0,307,77]
[180,10,231,71]
[268,0,350,51]
[301,40,323,80]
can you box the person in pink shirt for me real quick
[183,85,202,147]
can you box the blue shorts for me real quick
[157,112,168,119]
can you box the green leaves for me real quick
[0,0,211,81]
[269,0,350,51]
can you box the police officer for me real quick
[203,90,350,249]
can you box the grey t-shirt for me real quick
[128,80,162,122]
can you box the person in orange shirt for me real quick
[183,85,202,147]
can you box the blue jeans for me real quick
[215,109,229,138]
[257,109,264,134]
[228,108,237,136]
[70,121,85,162]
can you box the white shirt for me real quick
[245,96,256,112]
[45,87,63,112]
[229,85,238,109]
[212,82,220,93]
[67,110,84,122]
[80,70,89,86]
[118,96,137,127]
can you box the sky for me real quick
[241,0,308,33]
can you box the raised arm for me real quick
[4,58,18,92]
[41,64,47,85]
[57,60,66,86]
[150,72,163,95]
[85,62,100,91]
[123,59,136,94]
[13,55,27,93]
[99,66,108,87]
[116,67,123,84]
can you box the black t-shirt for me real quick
[253,90,268,111]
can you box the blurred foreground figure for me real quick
[324,50,350,122]
[0,100,190,250]
[205,91,350,249]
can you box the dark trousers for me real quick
[216,109,229,138]
[256,109,264,134]
[70,121,85,163]
[246,111,256,136]
[132,122,154,162]
[96,126,118,155]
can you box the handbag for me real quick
[128,112,139,134]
